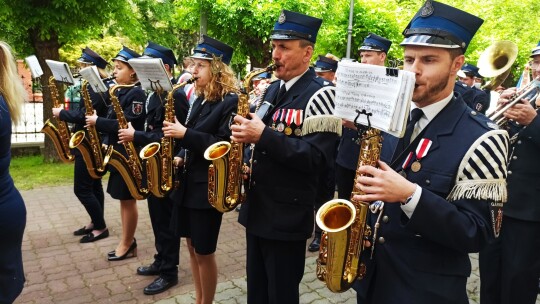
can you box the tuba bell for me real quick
[477,41,518,91]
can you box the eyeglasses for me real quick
[531,61,540,68]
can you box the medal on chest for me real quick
[293,109,303,136]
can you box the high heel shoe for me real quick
[108,239,137,261]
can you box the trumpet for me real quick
[488,78,540,127]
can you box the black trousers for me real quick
[479,216,540,304]
[147,195,180,280]
[73,151,106,230]
[335,163,355,200]
[246,233,306,304]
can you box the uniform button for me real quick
[512,156,517,160]
[261,150,267,155]
[378,237,385,244]
[471,111,477,115]
[508,171,512,175]
[293,198,298,202]
[382,215,389,223]
[425,179,431,185]
[251,181,256,187]
[517,140,522,145]
[253,160,258,165]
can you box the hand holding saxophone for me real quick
[118,122,135,144]
[230,113,265,144]
[52,107,63,118]
[85,110,98,127]
[354,160,416,204]
[162,117,187,139]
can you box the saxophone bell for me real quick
[204,141,234,212]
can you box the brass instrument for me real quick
[41,76,75,163]
[140,77,198,197]
[477,41,518,91]
[69,80,112,179]
[107,84,149,200]
[316,124,380,292]
[204,65,276,213]
[488,77,540,127]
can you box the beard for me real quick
[413,69,451,105]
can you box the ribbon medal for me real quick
[271,110,280,130]
[276,109,285,133]
[284,109,294,135]
[293,109,303,136]
[400,151,414,178]
[411,138,432,172]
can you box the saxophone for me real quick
[41,76,75,163]
[204,65,275,212]
[315,126,381,292]
[140,77,198,198]
[107,84,149,200]
[69,80,112,179]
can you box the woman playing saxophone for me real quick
[162,35,237,304]
[85,46,146,261]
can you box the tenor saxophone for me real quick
[140,77,198,198]
[315,127,381,292]
[107,84,149,200]
[69,80,112,179]
[204,65,275,213]
[41,76,75,163]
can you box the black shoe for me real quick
[137,263,160,276]
[143,277,178,295]
[107,250,116,257]
[73,226,93,236]
[80,229,109,243]
[108,239,137,261]
[308,236,321,252]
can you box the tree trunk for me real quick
[30,29,63,163]
[247,38,272,71]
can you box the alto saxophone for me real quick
[41,76,75,162]
[315,125,380,292]
[69,80,112,179]
[204,65,276,212]
[107,84,149,200]
[140,77,198,198]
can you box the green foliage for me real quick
[10,155,75,190]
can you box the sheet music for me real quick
[79,66,108,93]
[24,55,43,79]
[334,61,415,137]
[129,58,173,92]
[45,60,75,84]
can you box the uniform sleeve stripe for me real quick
[305,86,336,118]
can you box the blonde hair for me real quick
[325,53,340,61]
[196,59,237,102]
[0,41,26,125]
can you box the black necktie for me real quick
[398,108,424,155]
[275,84,287,103]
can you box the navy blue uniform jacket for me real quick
[358,95,509,304]
[238,68,339,241]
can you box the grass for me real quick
[10,155,74,190]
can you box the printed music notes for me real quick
[334,61,415,137]
[128,58,173,92]
[79,66,108,93]
[45,60,75,84]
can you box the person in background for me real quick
[86,46,146,261]
[0,40,27,304]
[479,41,540,304]
[163,35,237,304]
[457,63,489,113]
[52,47,111,243]
[354,1,508,303]
[313,53,339,83]
[118,41,186,295]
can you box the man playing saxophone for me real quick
[479,41,540,304]
[231,10,340,304]
[353,1,509,303]
[116,42,187,295]
[52,47,112,243]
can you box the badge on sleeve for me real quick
[475,102,484,112]
[132,101,143,115]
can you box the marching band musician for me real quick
[456,63,490,113]
[52,47,111,243]
[162,35,237,304]
[117,42,186,295]
[313,53,339,83]
[479,42,540,304]
[231,10,341,304]
[353,1,509,303]
[85,46,146,261]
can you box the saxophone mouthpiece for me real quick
[188,77,199,84]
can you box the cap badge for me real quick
[278,11,286,24]
[420,0,434,17]
[201,48,207,52]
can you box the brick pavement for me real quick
[14,184,540,303]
